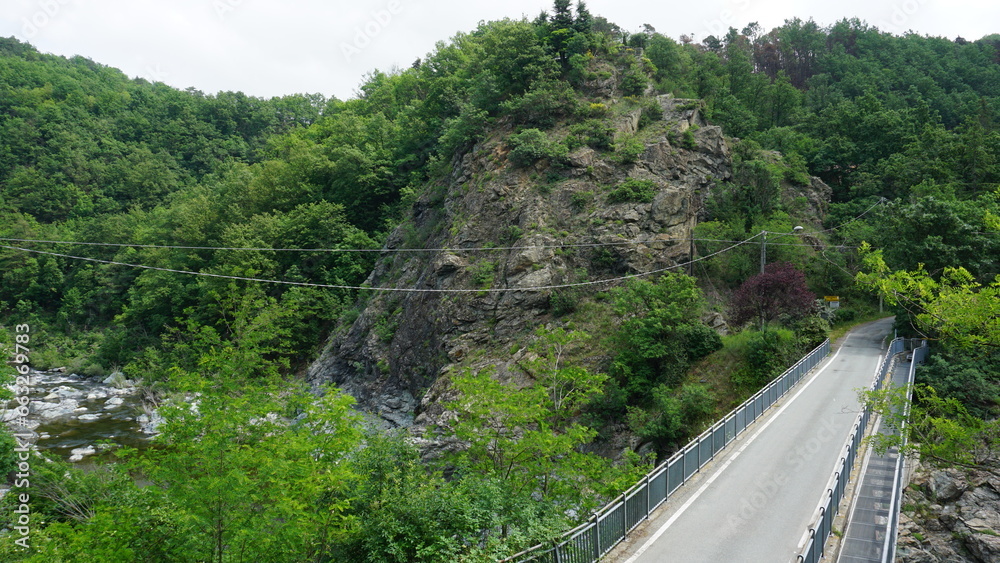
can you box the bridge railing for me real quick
[795,337,907,563]
[883,340,928,562]
[502,338,832,563]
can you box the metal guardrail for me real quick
[502,339,832,563]
[795,338,906,563]
[882,341,928,562]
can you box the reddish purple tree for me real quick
[730,262,816,328]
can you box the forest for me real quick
[0,1,998,560]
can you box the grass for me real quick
[682,331,757,418]
[829,311,894,347]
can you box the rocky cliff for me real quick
[306,95,738,427]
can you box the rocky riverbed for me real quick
[2,370,163,463]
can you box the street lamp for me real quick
[760,226,804,274]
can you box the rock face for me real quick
[306,96,748,427]
[896,464,1000,562]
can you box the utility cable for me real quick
[0,234,762,294]
[0,236,745,254]
[0,202,882,254]
[812,198,886,234]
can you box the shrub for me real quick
[682,128,698,150]
[793,316,830,349]
[613,134,645,163]
[550,288,581,316]
[584,378,629,427]
[569,119,614,150]
[608,178,657,204]
[587,102,609,117]
[678,323,723,361]
[737,328,799,389]
[502,80,579,128]
[620,64,648,97]
[470,260,497,287]
[781,152,812,185]
[628,386,683,445]
[679,383,716,423]
[0,427,16,477]
[637,97,664,129]
[629,383,715,452]
[508,129,553,167]
[570,191,593,211]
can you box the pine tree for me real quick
[549,0,575,62]
[574,1,593,33]
[552,0,574,31]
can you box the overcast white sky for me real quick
[2,0,997,101]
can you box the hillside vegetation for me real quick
[0,2,998,560]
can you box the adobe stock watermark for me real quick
[20,0,72,39]
[726,415,840,527]
[341,1,404,64]
[701,0,751,42]
[213,0,245,19]
[10,323,34,550]
[878,0,928,34]
[142,64,170,84]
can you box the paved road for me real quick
[617,318,895,563]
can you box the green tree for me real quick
[442,363,637,533]
[610,274,721,397]
[862,384,1000,477]
[132,375,361,563]
[521,327,608,422]
[857,244,1000,350]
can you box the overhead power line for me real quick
[0,198,885,254]
[812,198,886,234]
[0,198,882,293]
[0,234,762,294]
[0,236,733,253]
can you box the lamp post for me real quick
[760,226,803,274]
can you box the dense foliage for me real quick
[1,1,1000,559]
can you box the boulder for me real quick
[68,445,96,463]
[929,469,966,502]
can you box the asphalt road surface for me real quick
[616,318,895,563]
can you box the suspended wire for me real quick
[0,202,884,254]
[757,198,885,241]
[0,236,743,254]
[0,234,763,294]
[811,197,886,234]
[0,194,883,293]
[0,199,885,254]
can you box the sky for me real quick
[2,0,998,101]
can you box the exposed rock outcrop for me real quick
[896,464,1000,562]
[306,94,826,431]
[307,95,733,428]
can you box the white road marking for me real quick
[623,335,852,563]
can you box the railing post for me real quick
[645,473,650,517]
[593,513,600,559]
[621,493,627,540]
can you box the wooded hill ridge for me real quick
[0,3,998,560]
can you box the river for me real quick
[2,370,162,463]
